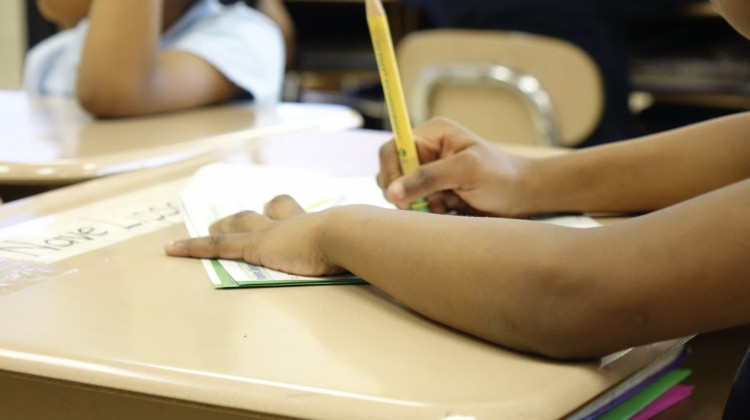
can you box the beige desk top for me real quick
[0,129,708,419]
[0,90,362,186]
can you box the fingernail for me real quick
[164,240,182,251]
[389,182,405,200]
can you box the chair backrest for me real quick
[396,29,604,147]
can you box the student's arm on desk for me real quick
[165,180,750,361]
[76,0,242,117]
[167,114,750,359]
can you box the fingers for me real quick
[209,210,270,235]
[377,118,485,209]
[376,134,446,209]
[208,195,305,235]
[164,233,250,260]
[264,194,304,219]
[164,211,343,276]
[385,152,475,208]
[376,119,457,192]
[377,140,402,192]
[426,191,465,214]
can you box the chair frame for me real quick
[409,62,561,147]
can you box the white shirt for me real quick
[23,0,285,105]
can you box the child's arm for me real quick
[35,0,91,29]
[166,113,750,359]
[378,113,750,216]
[258,0,295,68]
[713,0,750,39]
[76,0,242,117]
[165,177,750,360]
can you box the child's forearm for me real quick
[318,180,750,359]
[77,0,162,115]
[318,205,589,356]
[522,112,750,215]
[76,0,241,117]
[36,0,90,29]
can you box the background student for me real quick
[24,0,291,117]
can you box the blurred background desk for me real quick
[10,1,749,140]
[627,1,750,133]
[0,90,362,202]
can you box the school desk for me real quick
[0,90,363,201]
[0,128,740,420]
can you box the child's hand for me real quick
[376,117,534,217]
[164,195,344,276]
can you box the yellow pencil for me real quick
[365,0,430,212]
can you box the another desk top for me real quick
[0,129,692,419]
[0,90,362,186]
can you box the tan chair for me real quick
[396,29,604,147]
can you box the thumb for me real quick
[386,156,467,206]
